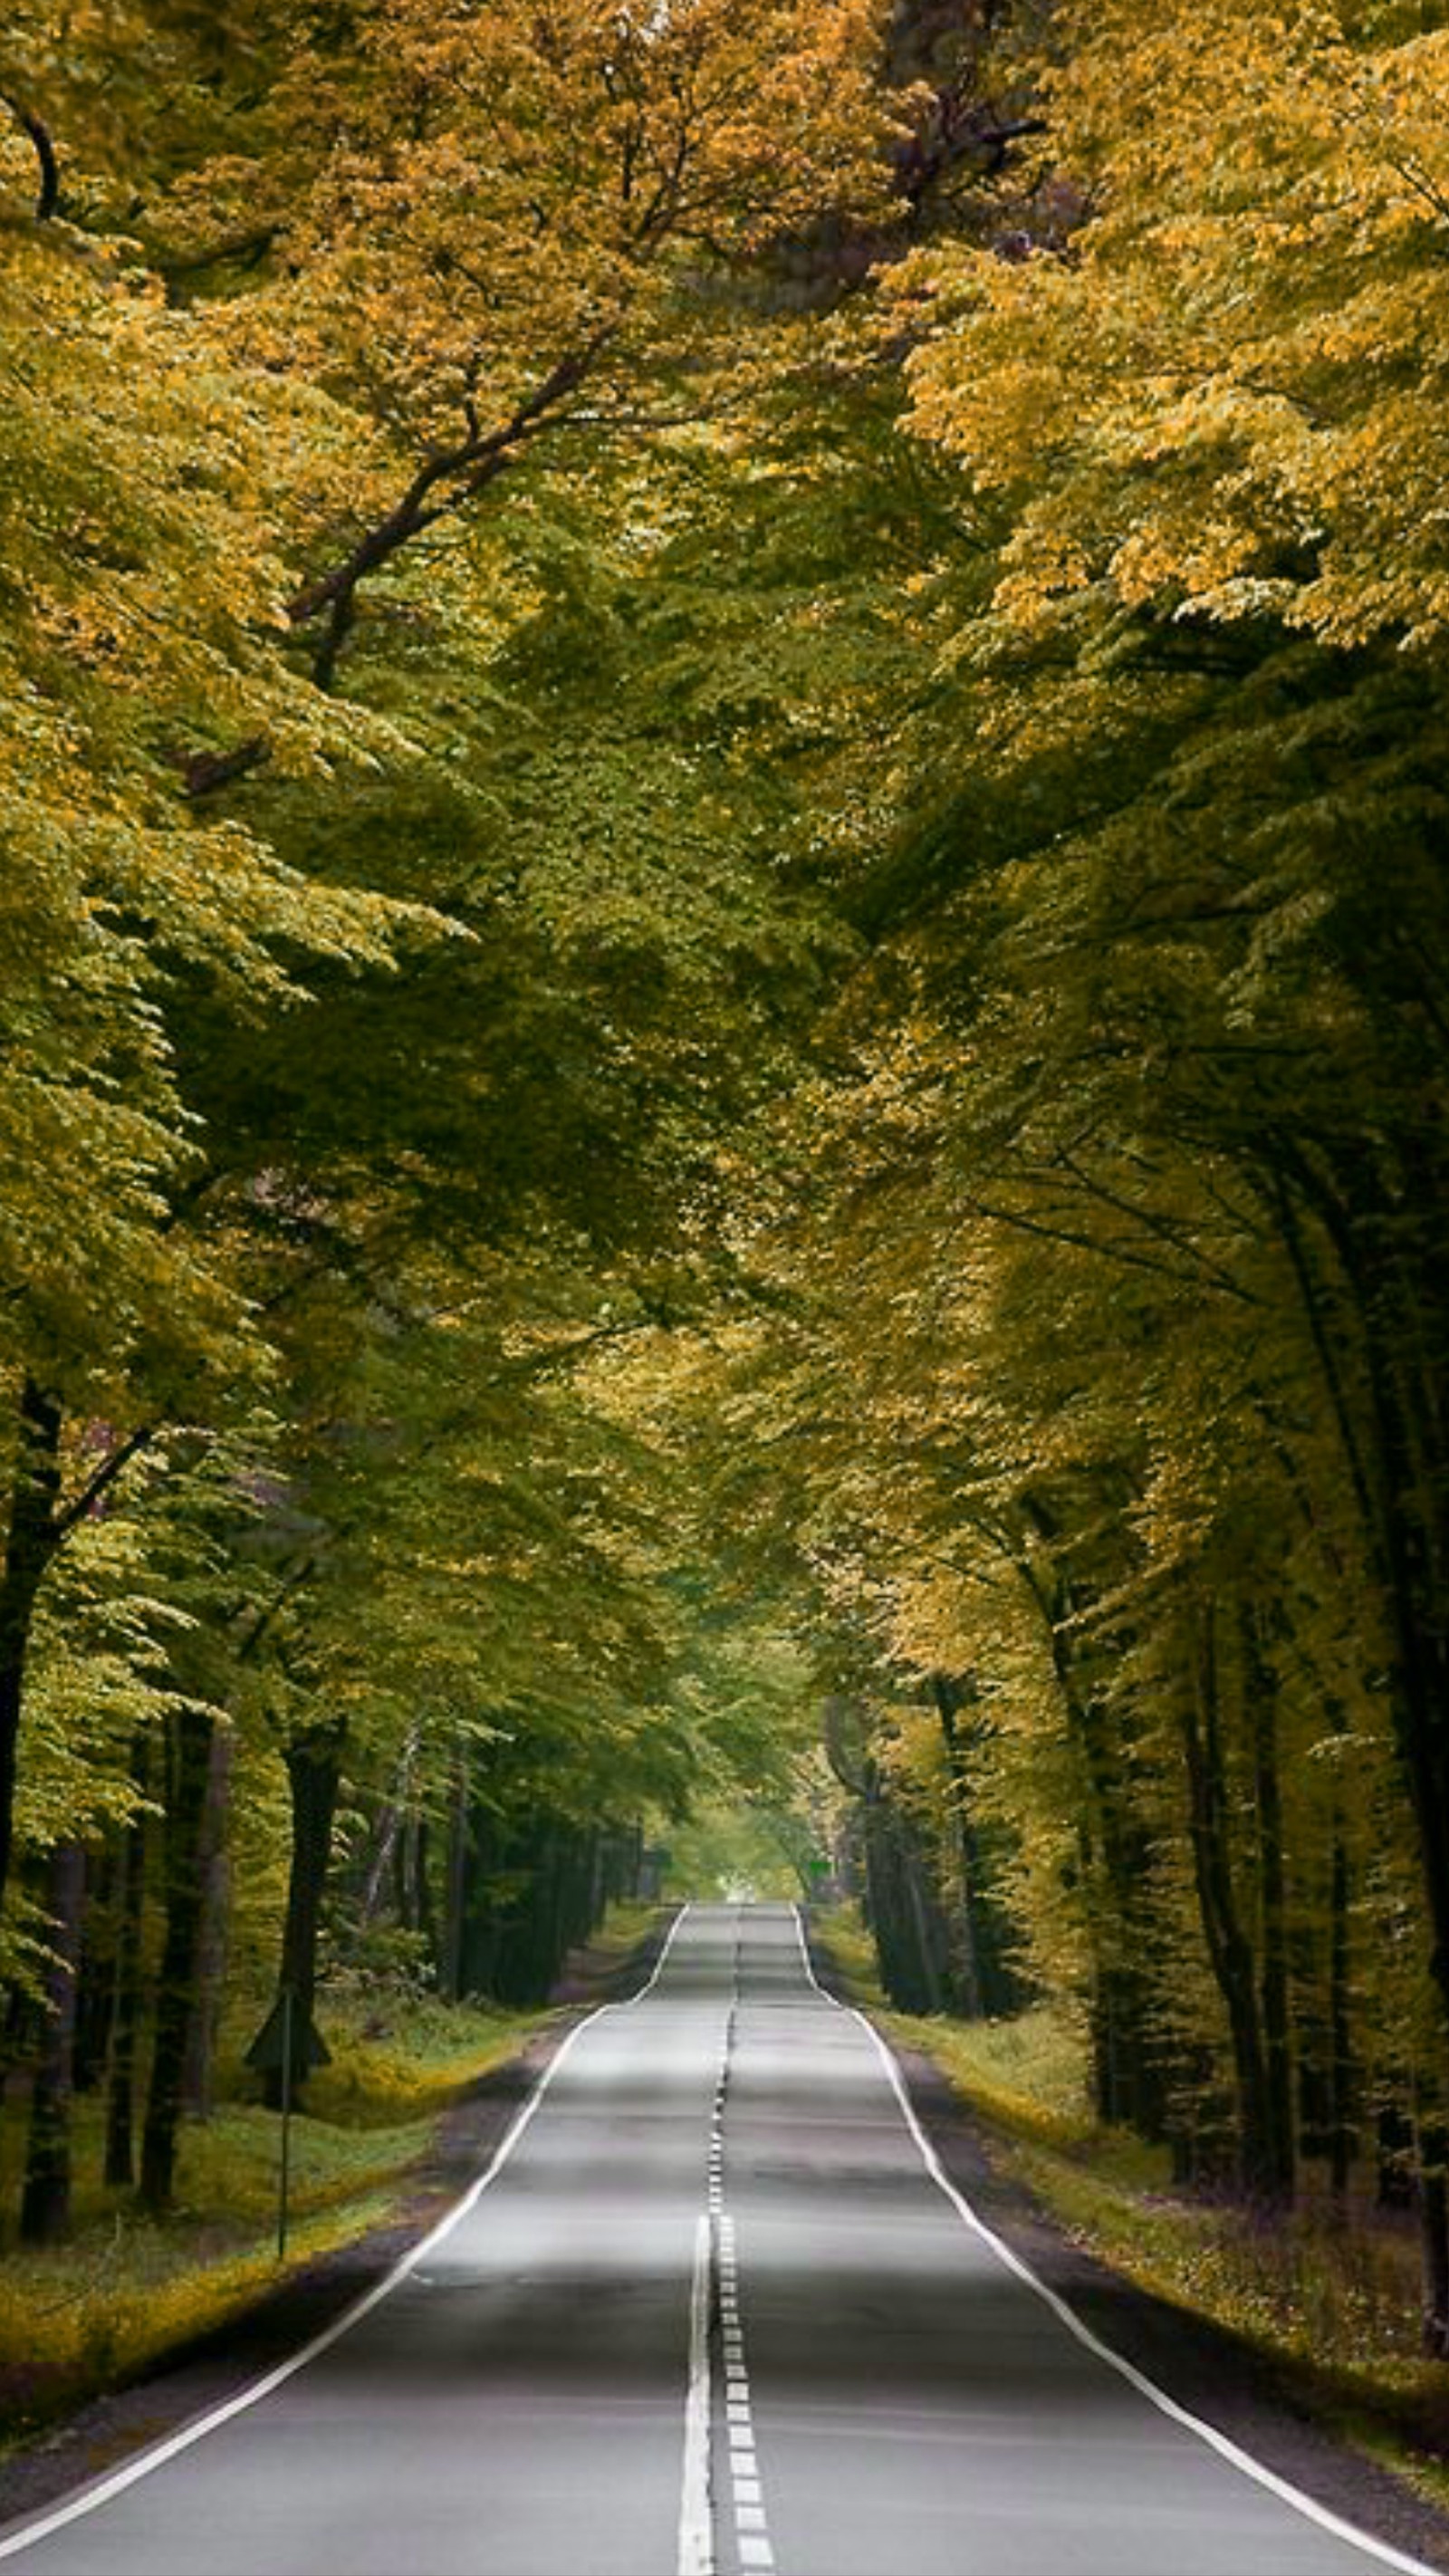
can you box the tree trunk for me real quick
[415,1814,441,1977]
[1015,1531,1171,2133]
[1181,1591,1281,2204]
[1270,1147,1449,2107]
[0,1379,62,1915]
[440,1745,469,2004]
[104,1732,150,2189]
[264,1720,344,2107]
[1243,1604,1295,2203]
[1420,2119,1449,2360]
[72,1838,116,2095]
[183,1720,232,2119]
[932,1673,1024,2019]
[19,1841,84,2244]
[1328,1822,1355,2205]
[139,1705,216,2212]
[357,1729,418,1937]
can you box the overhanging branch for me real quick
[3,92,59,219]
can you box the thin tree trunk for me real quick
[357,1728,419,1937]
[72,1839,116,2095]
[416,1816,441,1977]
[19,1841,84,2244]
[139,1706,216,2212]
[1328,1822,1354,2205]
[1181,1592,1281,2204]
[1420,2119,1449,2360]
[441,1746,469,2004]
[183,1721,232,2119]
[0,1379,62,1915]
[1243,1604,1295,2203]
[264,1720,344,2107]
[104,1732,150,2189]
[932,1675,986,2019]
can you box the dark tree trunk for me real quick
[19,1841,85,2244]
[931,1673,1024,2019]
[460,1803,504,2001]
[264,1720,344,2107]
[184,1720,232,2119]
[860,1775,947,2014]
[140,1705,216,2212]
[357,1725,419,1941]
[72,1838,116,2095]
[415,1815,441,1978]
[1328,1823,1355,2204]
[440,1747,469,2004]
[1243,1605,1295,2203]
[394,1809,417,1931]
[1378,2099,1417,2210]
[0,1379,62,1915]
[1270,1146,1449,2117]
[104,1733,150,2189]
[1420,2119,1449,2360]
[1181,1593,1282,2205]
[1059,1664,1163,2131]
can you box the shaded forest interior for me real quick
[8,0,1449,2456]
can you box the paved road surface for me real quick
[0,1905,1431,2575]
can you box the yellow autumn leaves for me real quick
[903,0,1449,654]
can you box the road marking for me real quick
[620,1900,697,2007]
[791,1906,1438,2576]
[678,2210,715,2576]
[711,1911,783,2576]
[0,1904,696,2564]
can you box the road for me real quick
[0,1904,1432,2576]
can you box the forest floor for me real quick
[0,1900,666,2504]
[809,1903,1449,2570]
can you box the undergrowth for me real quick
[809,1902,1449,2500]
[0,1904,660,2453]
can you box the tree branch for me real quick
[182,737,270,801]
[3,92,60,219]
[53,1424,157,1541]
[287,338,609,686]
[158,225,279,282]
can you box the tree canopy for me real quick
[10,0,1449,2379]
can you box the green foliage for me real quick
[0,1977,526,2442]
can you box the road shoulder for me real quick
[0,1909,673,2542]
[801,1919,1449,2576]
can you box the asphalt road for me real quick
[0,1905,1433,2576]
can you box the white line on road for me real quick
[678,2211,715,2576]
[0,1904,696,2564]
[711,1909,780,2576]
[792,1905,1438,2576]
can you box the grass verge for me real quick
[0,1904,663,2456]
[808,1902,1449,2507]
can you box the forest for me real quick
[7,0,1449,2446]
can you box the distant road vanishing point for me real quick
[0,1905,1433,2576]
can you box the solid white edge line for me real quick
[677,2210,715,2576]
[790,1905,1438,2576]
[620,1898,696,2008]
[0,1902,695,2564]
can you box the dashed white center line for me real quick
[711,1915,779,2576]
[677,2213,715,2576]
[679,1911,780,2576]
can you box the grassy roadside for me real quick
[809,1903,1449,2507]
[0,1900,664,2453]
